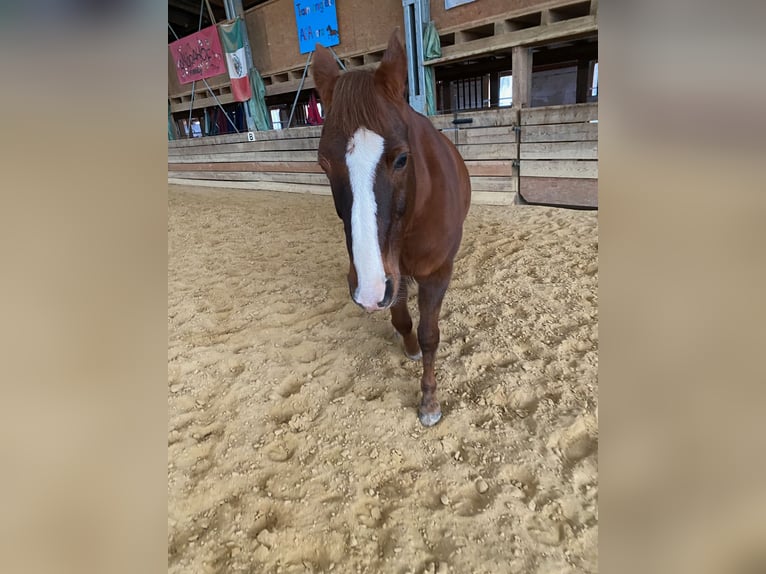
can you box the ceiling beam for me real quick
[168,0,206,16]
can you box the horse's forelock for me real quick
[326,71,392,138]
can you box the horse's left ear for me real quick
[312,43,340,108]
[375,30,407,102]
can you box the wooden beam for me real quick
[426,16,598,66]
[168,126,322,148]
[470,176,518,192]
[167,171,329,185]
[264,62,381,98]
[439,125,517,145]
[167,161,324,173]
[520,102,598,125]
[512,46,533,108]
[519,176,597,207]
[167,178,516,205]
[168,138,319,156]
[520,141,598,160]
[452,143,516,160]
[168,178,332,195]
[430,107,518,129]
[464,160,515,176]
[472,191,516,205]
[520,122,598,142]
[520,159,597,178]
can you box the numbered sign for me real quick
[247,132,255,141]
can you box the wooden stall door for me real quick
[431,107,520,205]
[519,103,598,207]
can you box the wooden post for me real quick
[576,59,591,103]
[489,71,500,108]
[512,46,532,108]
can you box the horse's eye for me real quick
[393,153,408,170]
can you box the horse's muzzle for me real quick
[354,275,394,312]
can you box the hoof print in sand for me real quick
[265,438,296,462]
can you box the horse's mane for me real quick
[326,70,391,137]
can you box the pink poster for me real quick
[169,25,226,85]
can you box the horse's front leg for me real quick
[391,280,421,360]
[416,273,450,427]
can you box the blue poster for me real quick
[294,0,340,54]
[445,0,476,8]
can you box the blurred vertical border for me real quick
[1,1,765,573]
[600,1,766,573]
[0,2,168,574]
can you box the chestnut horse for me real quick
[311,32,471,426]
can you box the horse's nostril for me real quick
[378,276,394,308]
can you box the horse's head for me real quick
[312,32,412,312]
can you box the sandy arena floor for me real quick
[168,184,598,574]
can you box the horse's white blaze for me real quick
[345,128,386,309]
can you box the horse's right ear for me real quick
[311,44,340,109]
[375,30,407,102]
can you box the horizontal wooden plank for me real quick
[520,122,598,142]
[440,125,517,145]
[455,143,516,161]
[520,159,598,178]
[168,178,516,205]
[168,178,331,195]
[167,161,324,173]
[470,176,518,193]
[169,160,515,178]
[168,138,319,156]
[520,141,598,160]
[472,191,516,206]
[167,171,329,185]
[168,133,245,148]
[464,160,515,177]
[172,161,518,177]
[519,176,597,207]
[431,108,518,130]
[520,103,598,125]
[167,172,517,192]
[169,150,319,163]
[168,125,323,149]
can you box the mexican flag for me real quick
[218,19,252,102]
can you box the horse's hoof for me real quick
[395,331,422,361]
[418,409,442,427]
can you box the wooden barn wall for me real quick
[168,107,520,205]
[431,0,545,31]
[168,103,597,208]
[169,0,596,103]
[244,0,403,78]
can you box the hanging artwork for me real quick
[294,0,340,54]
[169,25,226,85]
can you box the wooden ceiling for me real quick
[168,0,268,42]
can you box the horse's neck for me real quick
[405,105,470,235]
[406,108,450,209]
